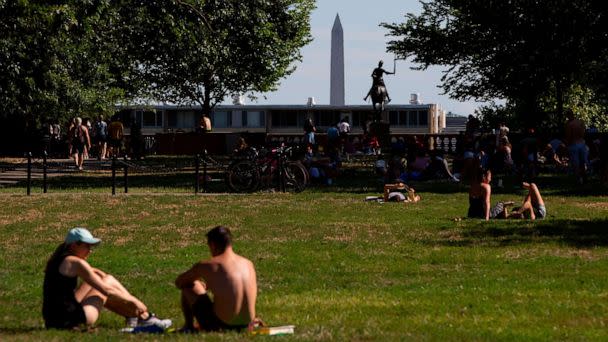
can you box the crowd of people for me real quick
[43,115,146,170]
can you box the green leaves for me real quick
[131,0,314,115]
[383,0,608,127]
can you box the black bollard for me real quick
[26,152,32,196]
[123,155,128,194]
[195,154,200,194]
[43,150,48,193]
[111,156,116,195]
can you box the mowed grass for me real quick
[1,178,608,341]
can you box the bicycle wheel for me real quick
[283,161,308,193]
[226,160,260,193]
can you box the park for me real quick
[1,159,607,340]
[1,1,608,340]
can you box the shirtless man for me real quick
[564,109,587,184]
[175,226,257,332]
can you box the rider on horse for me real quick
[364,60,394,103]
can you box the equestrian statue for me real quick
[364,60,394,117]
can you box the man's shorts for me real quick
[96,135,107,144]
[72,142,85,154]
[192,294,248,332]
[533,204,547,219]
[109,138,122,148]
[44,301,86,330]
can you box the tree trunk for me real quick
[555,78,564,122]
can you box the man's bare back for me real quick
[176,226,257,332]
[199,252,256,325]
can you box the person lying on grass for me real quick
[175,226,257,333]
[507,182,547,220]
[43,227,172,331]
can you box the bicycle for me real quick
[225,145,308,193]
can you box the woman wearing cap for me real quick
[42,227,171,330]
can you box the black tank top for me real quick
[42,252,80,323]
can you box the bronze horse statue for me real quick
[370,84,388,121]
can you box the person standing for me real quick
[94,115,108,160]
[564,109,588,184]
[175,226,257,332]
[69,117,91,171]
[303,117,316,148]
[337,117,351,155]
[43,227,171,331]
[108,116,124,158]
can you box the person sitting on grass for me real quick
[508,182,547,220]
[175,226,257,333]
[43,227,172,331]
[467,168,514,220]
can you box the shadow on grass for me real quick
[0,327,44,334]
[426,219,608,248]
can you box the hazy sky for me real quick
[240,0,494,115]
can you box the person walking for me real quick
[68,117,91,171]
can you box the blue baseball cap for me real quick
[65,227,101,245]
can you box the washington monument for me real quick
[330,14,344,106]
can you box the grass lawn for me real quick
[1,173,607,341]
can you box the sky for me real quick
[236,0,494,115]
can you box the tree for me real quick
[0,2,134,125]
[128,0,315,123]
[382,0,608,127]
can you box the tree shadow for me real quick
[424,219,608,248]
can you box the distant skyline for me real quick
[231,0,496,115]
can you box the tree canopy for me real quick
[0,1,134,125]
[0,0,314,127]
[129,0,315,119]
[382,0,608,128]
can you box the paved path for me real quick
[0,159,112,185]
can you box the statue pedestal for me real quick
[369,121,390,152]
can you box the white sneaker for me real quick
[138,313,172,329]
[126,317,138,328]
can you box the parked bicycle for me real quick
[226,145,309,193]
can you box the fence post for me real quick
[202,151,208,192]
[43,150,48,193]
[26,152,32,196]
[279,151,285,193]
[195,154,200,194]
[123,155,128,194]
[111,155,116,195]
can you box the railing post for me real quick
[43,150,48,193]
[123,155,128,194]
[203,151,208,192]
[26,152,32,196]
[195,154,200,194]
[279,151,285,193]
[111,155,116,196]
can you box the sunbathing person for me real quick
[508,182,547,220]
[175,226,257,332]
[467,168,514,220]
[468,168,492,220]
[43,227,171,330]
[383,181,421,203]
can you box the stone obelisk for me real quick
[330,14,344,106]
